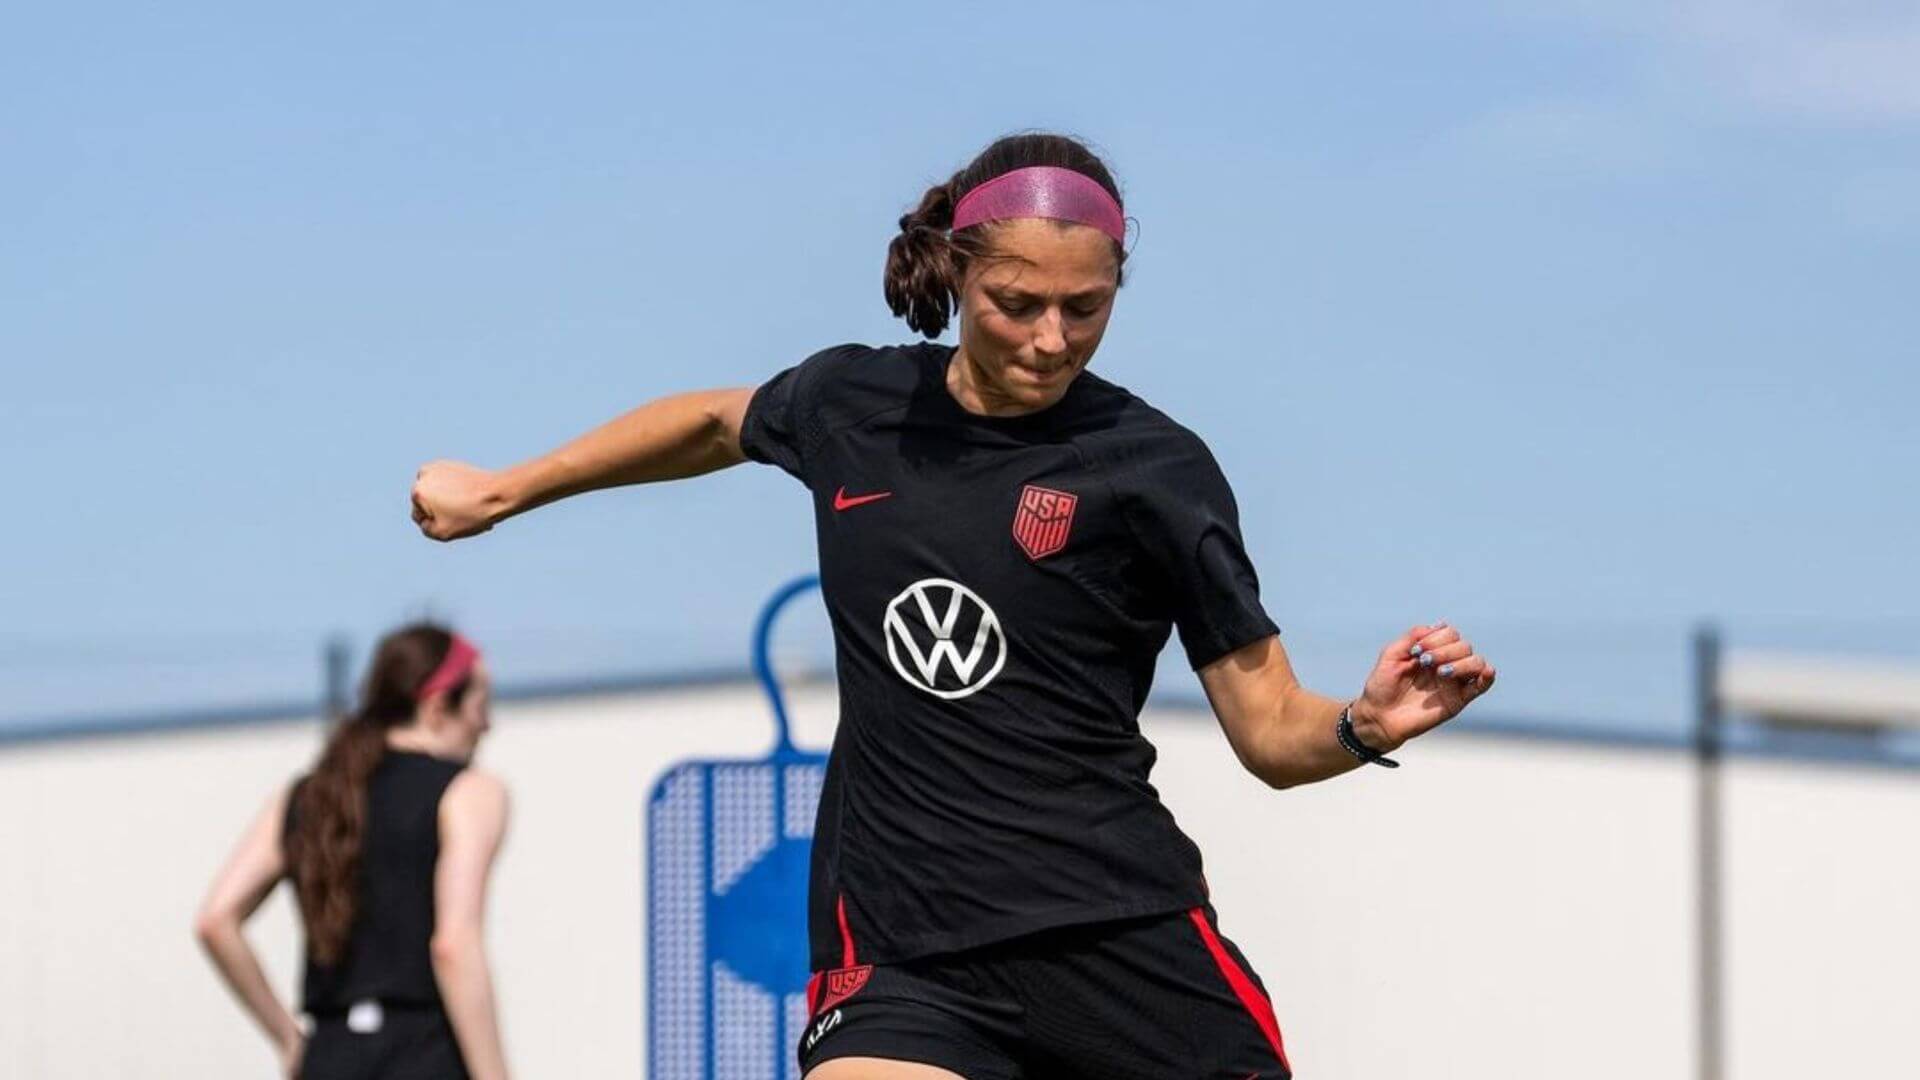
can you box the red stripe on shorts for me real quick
[1188,908,1291,1072]
[837,894,857,968]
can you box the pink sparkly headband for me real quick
[950,166,1126,244]
[416,634,480,701]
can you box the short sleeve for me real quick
[738,364,811,482]
[1120,433,1279,669]
[738,344,864,485]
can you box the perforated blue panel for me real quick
[648,577,827,1078]
[648,751,825,1078]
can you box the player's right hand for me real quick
[412,460,501,541]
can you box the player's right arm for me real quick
[411,387,753,541]
[193,786,306,1078]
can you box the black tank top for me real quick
[284,750,465,1013]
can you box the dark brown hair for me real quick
[286,623,465,965]
[884,132,1127,338]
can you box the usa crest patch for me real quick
[817,964,873,1013]
[1013,484,1077,560]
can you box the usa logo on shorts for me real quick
[1013,484,1077,561]
[817,964,872,1012]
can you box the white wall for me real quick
[1,683,1913,1078]
[1720,760,1920,1078]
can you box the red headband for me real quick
[950,166,1126,245]
[415,634,480,702]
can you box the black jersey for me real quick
[285,750,465,1013]
[740,342,1278,969]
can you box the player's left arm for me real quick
[1198,623,1496,788]
[432,769,513,1080]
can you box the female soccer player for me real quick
[411,133,1495,1079]
[195,624,512,1079]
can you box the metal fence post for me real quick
[323,635,351,723]
[1693,624,1723,1080]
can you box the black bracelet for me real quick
[1337,705,1400,768]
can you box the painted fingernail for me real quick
[1419,653,1435,668]
[1439,663,1456,677]
[1410,644,1424,658]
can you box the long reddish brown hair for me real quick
[286,623,464,964]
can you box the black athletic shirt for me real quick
[739,342,1279,969]
[284,750,466,1013]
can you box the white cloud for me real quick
[1515,0,1920,122]
[1676,0,1920,120]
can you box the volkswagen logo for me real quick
[883,578,1007,699]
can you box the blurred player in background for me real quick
[412,133,1495,1079]
[196,624,511,1079]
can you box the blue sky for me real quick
[4,1,1916,728]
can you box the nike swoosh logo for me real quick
[833,487,893,512]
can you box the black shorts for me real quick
[301,1005,470,1080]
[797,906,1292,1079]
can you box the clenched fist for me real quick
[411,460,505,541]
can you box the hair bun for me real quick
[884,180,961,338]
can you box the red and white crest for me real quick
[818,964,872,1012]
[1013,484,1077,561]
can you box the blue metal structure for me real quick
[647,576,828,1079]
